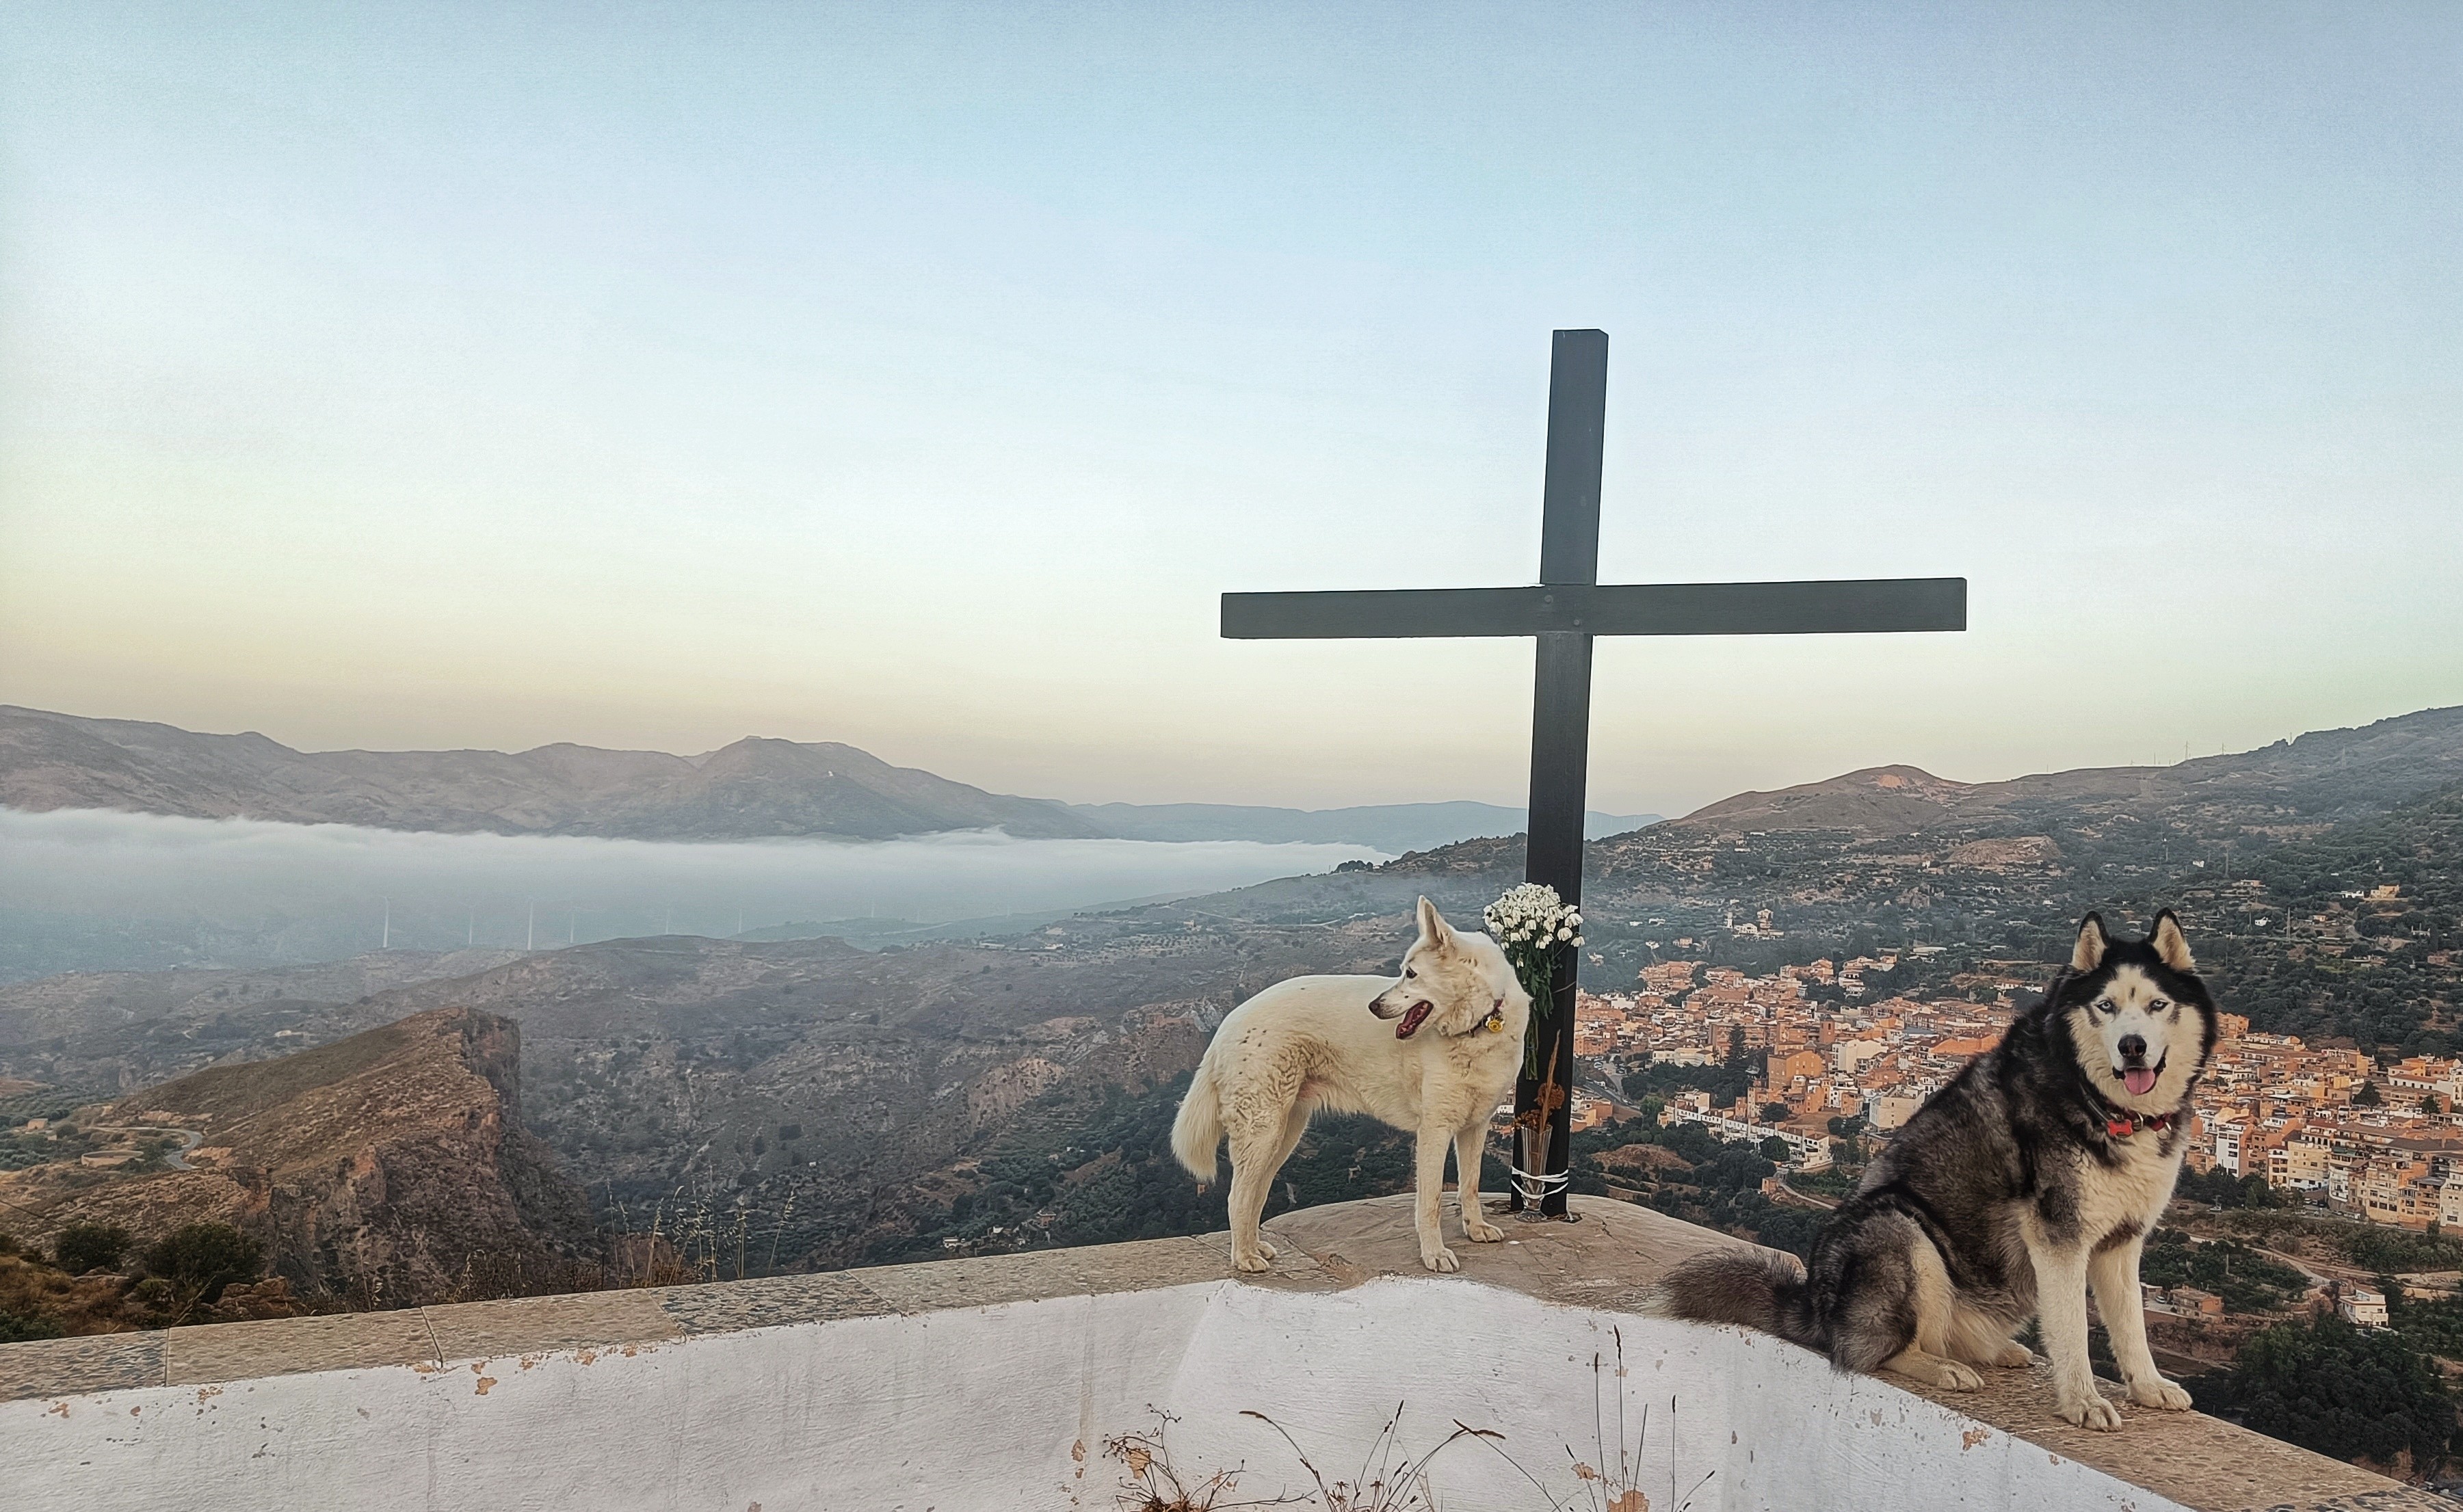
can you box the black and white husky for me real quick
[1656,912,2217,1430]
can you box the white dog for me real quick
[1172,897,1531,1273]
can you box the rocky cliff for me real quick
[1,1007,597,1307]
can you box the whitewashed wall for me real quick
[0,1279,2187,1512]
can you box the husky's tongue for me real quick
[2123,1067,2159,1098]
[1397,1002,1433,1039]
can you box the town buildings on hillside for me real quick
[1579,959,2463,1230]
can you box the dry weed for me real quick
[1468,1327,1716,1512]
[1103,1409,1297,1511]
[1239,1404,1501,1511]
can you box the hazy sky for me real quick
[3,5,2455,816]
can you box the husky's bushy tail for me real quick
[1170,1055,1222,1186]
[1649,1249,1826,1353]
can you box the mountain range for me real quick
[1670,704,2463,840]
[0,701,2456,1286]
[0,706,1652,850]
[0,706,1098,840]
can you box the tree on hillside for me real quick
[142,1224,263,1308]
[2213,1316,2453,1475]
[1761,1102,1793,1125]
[52,1223,130,1275]
[2355,1080,2384,1107]
[2425,1092,2445,1117]
[0,1303,60,1343]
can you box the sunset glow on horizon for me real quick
[3,5,2456,816]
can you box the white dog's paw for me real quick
[2058,1394,2124,1431]
[1993,1342,2035,1368]
[1933,1360,1984,1391]
[1232,1250,1273,1274]
[1462,1217,1505,1243]
[1253,1238,1278,1262]
[2130,1378,2193,1411]
[1421,1245,1461,1273]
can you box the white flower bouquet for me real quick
[1481,882,1583,1078]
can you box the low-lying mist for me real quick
[0,808,1385,982]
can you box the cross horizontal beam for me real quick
[1222,576,1966,640]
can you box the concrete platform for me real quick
[0,1195,2439,1512]
[1266,1195,2445,1512]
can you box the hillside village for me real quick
[1577,939,2463,1243]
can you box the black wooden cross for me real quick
[1222,329,1966,1217]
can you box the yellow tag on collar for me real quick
[1484,1011,1505,1033]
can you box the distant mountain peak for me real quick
[1668,705,2463,841]
[0,706,1663,852]
[1677,763,1971,834]
[1856,765,1959,790]
[0,706,1099,842]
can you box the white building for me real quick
[2210,1118,2245,1177]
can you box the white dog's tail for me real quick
[1170,1056,1223,1186]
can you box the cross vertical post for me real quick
[1516,329,1608,1216]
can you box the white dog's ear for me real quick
[2072,913,2110,974]
[1415,895,1452,946]
[2150,910,2196,972]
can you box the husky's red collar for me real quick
[2086,1085,2177,1139]
[2103,1109,2175,1139]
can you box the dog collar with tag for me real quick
[2103,1109,2174,1139]
[1483,1010,1505,1034]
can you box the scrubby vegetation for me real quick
[1622,1030,1756,1108]
[2211,780,2463,1055]
[2209,1210,2463,1275]
[51,1221,131,1275]
[0,1222,299,1338]
[874,1074,1433,1262]
[2175,1167,2282,1210]
[873,1071,1824,1264]
[2201,1316,2455,1477]
[2383,1287,2463,1364]
[1570,1111,1823,1257]
[2137,1228,2307,1314]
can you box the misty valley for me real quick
[0,807,1384,980]
[3,704,2459,1301]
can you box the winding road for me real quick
[81,1124,205,1171]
